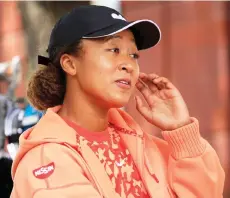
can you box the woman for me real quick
[11,5,224,198]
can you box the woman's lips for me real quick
[115,79,131,89]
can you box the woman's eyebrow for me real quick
[104,35,122,42]
[104,35,136,44]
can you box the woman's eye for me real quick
[110,48,120,53]
[130,53,140,59]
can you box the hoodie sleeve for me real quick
[162,118,225,198]
[11,143,102,198]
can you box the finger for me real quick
[146,73,159,80]
[139,72,159,81]
[135,96,151,122]
[139,72,148,78]
[136,80,157,108]
[153,77,175,89]
[139,76,159,93]
[139,73,161,91]
[135,79,152,99]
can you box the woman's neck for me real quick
[58,84,109,132]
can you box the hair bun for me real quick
[27,65,66,111]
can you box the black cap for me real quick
[38,5,161,66]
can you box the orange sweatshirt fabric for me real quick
[10,106,225,198]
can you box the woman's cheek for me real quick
[133,70,140,85]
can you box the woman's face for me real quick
[74,30,140,108]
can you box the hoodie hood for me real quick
[11,106,144,179]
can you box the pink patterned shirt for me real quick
[65,119,149,198]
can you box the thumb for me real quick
[135,96,150,121]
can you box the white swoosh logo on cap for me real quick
[111,13,126,21]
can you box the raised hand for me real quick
[135,73,191,131]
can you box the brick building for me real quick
[122,2,230,195]
[0,1,26,97]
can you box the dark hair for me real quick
[27,40,83,111]
[15,97,26,104]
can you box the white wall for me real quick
[90,0,121,12]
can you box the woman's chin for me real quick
[97,93,131,109]
[107,97,130,109]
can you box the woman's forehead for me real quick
[104,30,135,44]
[112,29,135,40]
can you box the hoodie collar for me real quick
[12,106,145,179]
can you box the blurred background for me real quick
[0,1,229,197]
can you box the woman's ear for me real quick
[60,54,78,76]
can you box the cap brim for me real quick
[83,20,161,50]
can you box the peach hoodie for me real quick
[10,106,225,198]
